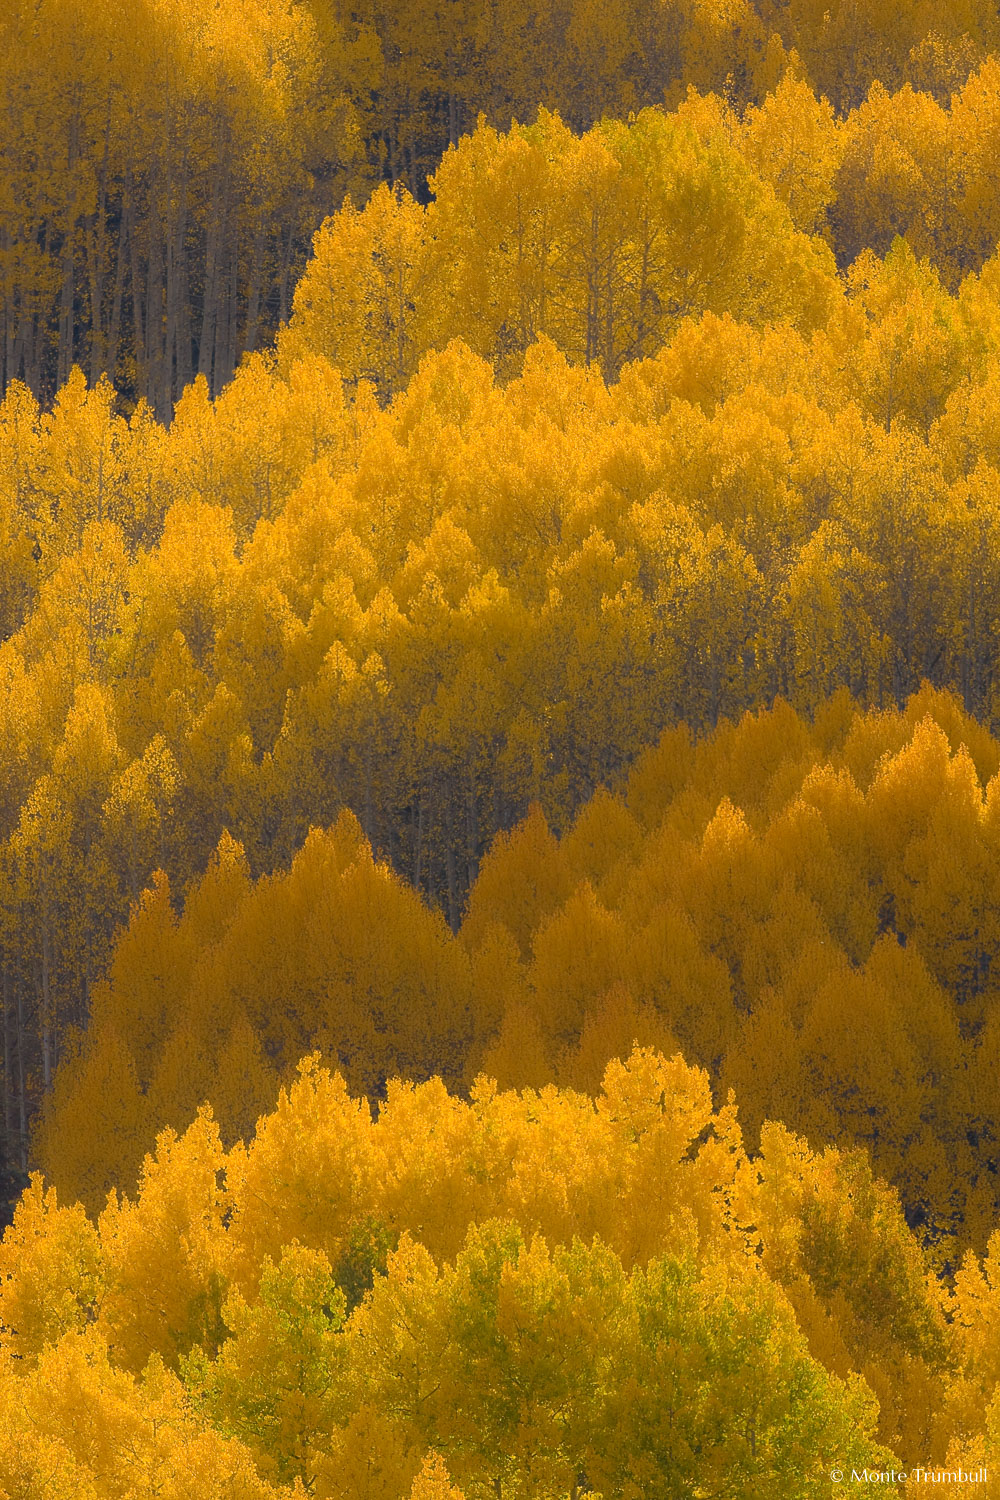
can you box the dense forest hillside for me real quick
[7,0,1000,409]
[8,0,1000,1493]
[30,692,1000,1277]
[0,1052,971,1496]
[10,256,1000,1175]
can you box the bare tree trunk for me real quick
[57,237,75,389]
[243,222,264,352]
[174,155,193,394]
[198,187,221,383]
[87,98,113,382]
[1,226,14,387]
[127,177,147,387]
[413,796,424,892]
[466,775,479,892]
[40,919,52,1094]
[277,221,295,326]
[15,978,27,1171]
[57,107,82,389]
[146,167,165,413]
[106,189,127,385]
[165,144,193,401]
[1,968,11,1169]
[223,235,239,387]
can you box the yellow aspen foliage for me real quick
[15,9,1000,1490]
[624,721,697,829]
[32,370,132,561]
[721,990,804,1146]
[792,957,947,1183]
[623,902,737,1064]
[932,368,1000,480]
[312,1400,426,1499]
[864,719,994,980]
[762,777,878,965]
[34,1025,148,1213]
[0,380,44,637]
[597,1048,743,1265]
[96,1109,231,1371]
[740,72,845,238]
[408,1452,465,1500]
[25,686,1000,1261]
[0,1333,289,1500]
[15,268,1000,1171]
[207,1009,283,1150]
[527,881,629,1043]
[459,803,573,961]
[0,1176,103,1363]
[280,186,437,401]
[2,1046,976,1488]
[182,1243,347,1488]
[948,1232,1000,1433]
[86,874,192,1084]
[832,84,952,271]
[964,1018,1000,1251]
[25,519,130,681]
[470,1002,554,1094]
[846,244,969,431]
[224,1059,378,1291]
[286,109,839,390]
[368,1078,484,1265]
[460,921,526,1068]
[101,737,179,902]
[556,983,681,1094]
[950,59,1000,276]
[745,1123,953,1459]
[128,499,239,676]
[0,1,992,430]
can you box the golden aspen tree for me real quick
[0,1176,104,1362]
[408,1451,466,1500]
[19,71,1000,1258]
[831,84,952,272]
[459,803,572,961]
[96,1107,231,1371]
[739,73,845,239]
[182,1243,347,1488]
[784,522,889,708]
[7,1043,993,1486]
[33,1025,148,1213]
[281,185,437,400]
[0,1329,291,1499]
[472,1002,554,1093]
[527,881,628,1043]
[224,1058,378,1290]
[287,109,840,389]
[0,380,44,639]
[427,117,565,376]
[846,245,969,431]
[101,737,179,902]
[557,983,681,1094]
[951,59,1000,277]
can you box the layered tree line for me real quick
[11,18,1000,1493]
[11,108,1000,1177]
[32,691,1000,1268]
[8,0,1000,412]
[3,1049,995,1495]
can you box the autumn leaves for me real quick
[29,694,1000,1279]
[0,1053,914,1495]
[10,6,1000,1491]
